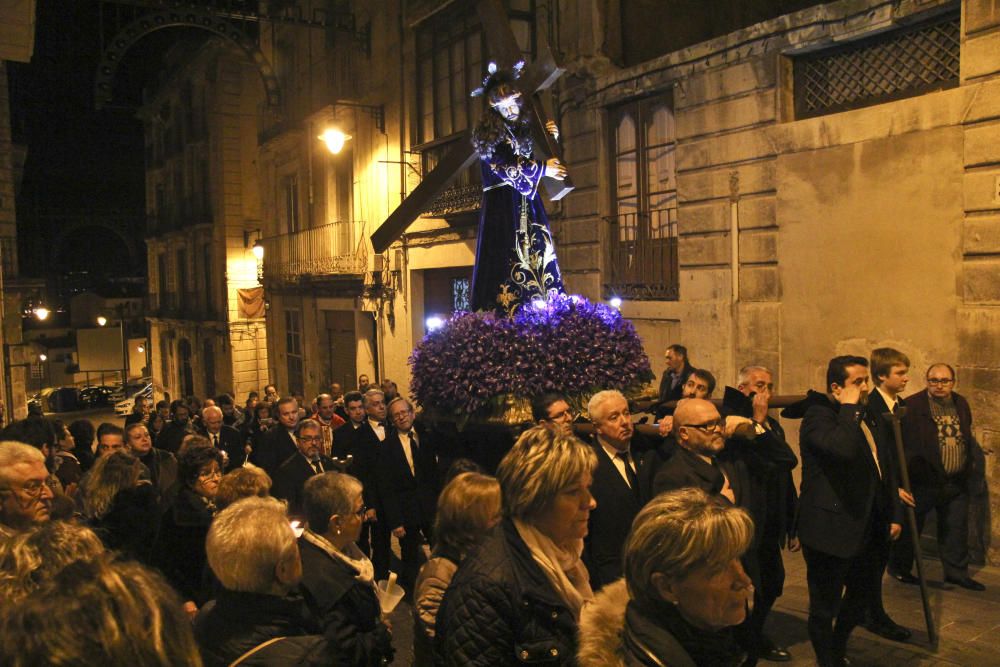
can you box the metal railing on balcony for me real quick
[604,208,679,301]
[262,221,367,282]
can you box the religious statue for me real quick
[469,61,568,316]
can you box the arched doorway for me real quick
[178,338,194,398]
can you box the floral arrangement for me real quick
[409,294,654,421]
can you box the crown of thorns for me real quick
[470,60,525,98]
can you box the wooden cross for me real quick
[370,0,574,254]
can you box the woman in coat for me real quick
[436,424,598,665]
[578,487,754,667]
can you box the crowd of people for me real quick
[0,347,988,666]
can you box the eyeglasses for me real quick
[927,378,954,386]
[198,468,222,480]
[298,435,322,443]
[682,419,724,432]
[547,408,576,422]
[5,479,55,498]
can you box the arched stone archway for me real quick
[94,6,280,110]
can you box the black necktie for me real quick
[311,460,323,475]
[212,434,219,449]
[616,451,638,496]
[406,431,419,452]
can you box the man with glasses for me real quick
[889,363,985,591]
[0,441,54,535]
[272,419,335,517]
[532,392,576,433]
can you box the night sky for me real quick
[12,1,207,279]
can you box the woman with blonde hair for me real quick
[578,487,754,667]
[0,521,105,604]
[214,466,272,510]
[437,424,598,665]
[413,472,501,665]
[81,450,159,564]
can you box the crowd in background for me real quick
[0,347,988,667]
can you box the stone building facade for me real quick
[142,41,268,403]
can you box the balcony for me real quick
[603,209,679,301]
[262,221,367,284]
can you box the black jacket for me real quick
[155,487,214,604]
[376,429,440,532]
[194,589,333,667]
[203,425,246,469]
[797,392,902,559]
[332,422,383,511]
[251,427,298,476]
[272,453,336,518]
[156,419,194,454]
[584,439,643,591]
[436,519,580,666]
[297,535,394,666]
[901,389,976,489]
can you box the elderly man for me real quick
[798,356,904,667]
[126,422,178,504]
[379,397,441,591]
[250,396,300,475]
[584,389,645,590]
[272,419,335,517]
[200,405,243,469]
[194,496,334,666]
[890,363,986,591]
[0,441,54,535]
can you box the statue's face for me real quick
[491,90,522,122]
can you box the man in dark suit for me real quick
[583,389,644,591]
[655,343,693,418]
[859,348,914,641]
[200,405,245,470]
[891,363,985,591]
[331,389,389,578]
[155,400,194,455]
[798,355,904,667]
[379,398,440,591]
[272,419,335,517]
[249,396,299,475]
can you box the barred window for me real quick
[793,12,960,120]
[605,93,679,301]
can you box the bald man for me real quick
[200,405,244,469]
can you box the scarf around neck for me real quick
[302,529,375,584]
[513,518,594,620]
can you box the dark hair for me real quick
[155,400,169,411]
[275,396,297,411]
[1,417,59,449]
[264,384,277,394]
[214,394,234,407]
[870,347,910,386]
[253,402,271,420]
[667,344,688,360]
[96,423,124,441]
[826,355,869,391]
[247,391,259,400]
[531,392,570,423]
[444,458,486,485]
[178,445,224,488]
[343,391,363,406]
[688,368,716,396]
[68,420,95,447]
[169,399,189,416]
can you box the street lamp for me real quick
[33,306,50,321]
[96,315,108,327]
[318,128,351,155]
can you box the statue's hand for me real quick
[545,157,566,180]
[545,120,559,141]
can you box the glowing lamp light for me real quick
[425,315,445,332]
[33,306,50,321]
[609,297,623,309]
[137,345,145,354]
[96,316,108,327]
[252,239,265,260]
[318,128,352,155]
[38,353,47,362]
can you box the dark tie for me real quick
[212,434,219,449]
[406,431,419,452]
[311,460,323,475]
[616,451,639,496]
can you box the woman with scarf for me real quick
[436,424,597,665]
[578,487,754,667]
[298,471,394,666]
